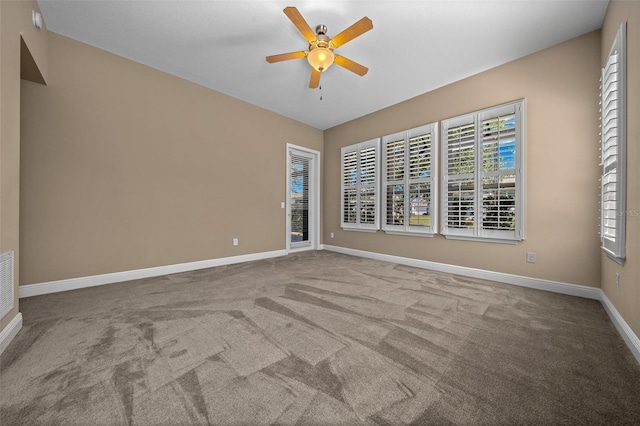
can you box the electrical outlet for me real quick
[233,238,238,246]
[526,252,536,263]
[330,232,334,239]
[616,272,620,289]
[281,202,285,209]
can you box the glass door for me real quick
[288,147,316,250]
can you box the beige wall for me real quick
[0,1,48,332]
[19,32,323,284]
[601,1,640,338]
[324,31,602,288]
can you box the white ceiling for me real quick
[37,0,608,130]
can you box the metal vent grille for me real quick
[0,251,14,319]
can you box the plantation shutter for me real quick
[342,149,358,225]
[0,251,14,319]
[382,124,437,235]
[478,103,522,240]
[600,23,626,262]
[442,116,476,237]
[441,100,524,242]
[383,134,406,232]
[407,127,436,233]
[359,145,378,226]
[341,139,380,231]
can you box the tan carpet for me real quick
[1,250,639,425]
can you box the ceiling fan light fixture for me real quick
[307,47,334,72]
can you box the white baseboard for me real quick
[322,245,601,299]
[599,290,640,364]
[19,249,287,298]
[0,312,22,355]
[322,244,639,365]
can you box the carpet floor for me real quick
[1,250,639,425]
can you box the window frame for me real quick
[440,100,525,243]
[340,138,381,232]
[600,23,627,264]
[381,123,438,236]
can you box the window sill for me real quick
[383,230,435,238]
[443,234,520,245]
[341,227,378,233]
[602,247,625,265]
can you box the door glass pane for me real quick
[291,154,310,246]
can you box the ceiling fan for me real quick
[266,7,373,89]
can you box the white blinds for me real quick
[0,251,14,319]
[386,138,405,182]
[441,100,524,241]
[290,153,310,246]
[341,139,380,230]
[382,124,436,234]
[481,113,517,232]
[342,150,357,225]
[360,146,377,225]
[445,120,476,234]
[341,101,523,242]
[408,131,434,231]
[600,23,626,262]
[384,137,405,228]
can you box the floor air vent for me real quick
[0,251,14,319]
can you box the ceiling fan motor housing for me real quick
[310,34,333,51]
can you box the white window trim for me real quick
[381,123,438,236]
[440,100,525,243]
[340,138,381,232]
[600,23,627,264]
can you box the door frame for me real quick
[286,144,321,253]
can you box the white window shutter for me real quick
[382,133,406,233]
[441,100,525,243]
[341,149,358,226]
[600,23,626,263]
[341,139,380,231]
[442,115,476,237]
[381,123,437,236]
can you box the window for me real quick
[341,139,380,231]
[382,123,437,235]
[600,23,627,263]
[441,100,525,243]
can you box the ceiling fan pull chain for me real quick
[319,85,322,101]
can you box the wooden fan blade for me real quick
[266,51,307,63]
[330,17,373,48]
[309,68,321,88]
[334,55,368,76]
[283,6,316,43]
